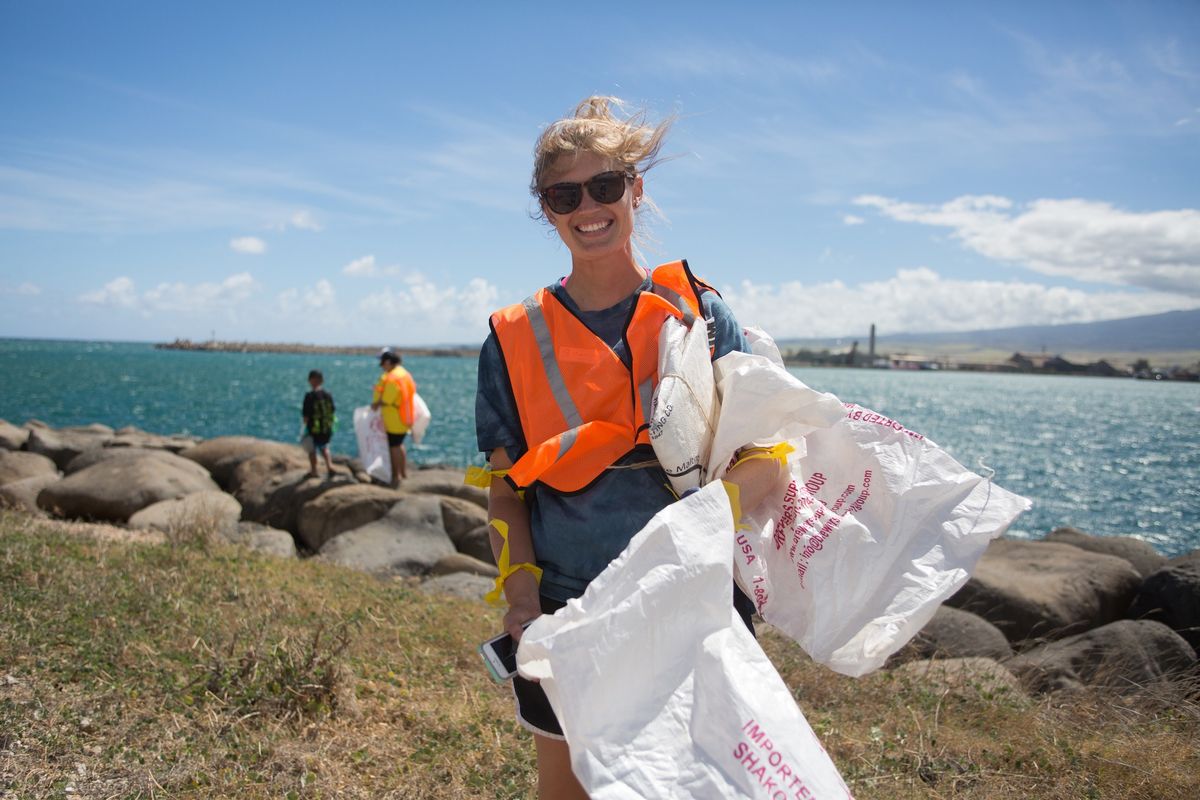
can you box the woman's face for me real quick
[541,150,643,264]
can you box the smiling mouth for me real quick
[576,219,613,234]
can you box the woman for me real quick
[475,96,766,798]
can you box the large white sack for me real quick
[411,392,432,446]
[649,315,719,495]
[518,482,851,799]
[709,346,1031,676]
[353,406,391,483]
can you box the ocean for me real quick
[2,338,1197,557]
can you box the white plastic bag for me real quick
[518,482,852,799]
[411,392,432,446]
[353,406,391,483]
[708,341,1032,676]
[649,315,719,495]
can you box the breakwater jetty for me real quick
[156,338,479,358]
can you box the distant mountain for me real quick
[781,308,1200,354]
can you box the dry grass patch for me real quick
[2,508,1197,799]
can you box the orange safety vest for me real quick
[490,259,716,494]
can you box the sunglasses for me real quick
[540,170,634,215]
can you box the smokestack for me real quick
[869,324,876,358]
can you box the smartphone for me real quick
[479,622,533,683]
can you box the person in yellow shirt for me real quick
[371,347,416,487]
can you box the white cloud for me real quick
[230,235,267,254]
[842,214,865,226]
[342,254,404,277]
[78,272,260,314]
[720,267,1198,339]
[277,279,337,315]
[0,281,41,296]
[288,210,322,231]
[854,194,1200,295]
[357,274,500,342]
[79,276,139,309]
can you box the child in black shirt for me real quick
[302,369,336,478]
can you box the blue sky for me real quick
[2,1,1198,345]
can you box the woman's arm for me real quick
[487,448,542,642]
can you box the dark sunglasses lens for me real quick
[587,173,626,204]
[543,184,582,214]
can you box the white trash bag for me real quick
[707,336,1032,676]
[411,391,432,446]
[353,405,392,483]
[649,315,719,496]
[518,482,852,799]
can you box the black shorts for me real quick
[386,431,407,446]
[511,585,757,739]
[310,433,331,448]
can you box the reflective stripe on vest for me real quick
[491,260,708,493]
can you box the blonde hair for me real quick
[531,96,674,224]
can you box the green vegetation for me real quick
[2,510,1197,799]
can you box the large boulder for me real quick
[295,484,404,551]
[24,425,114,470]
[1006,619,1196,695]
[402,467,486,508]
[891,657,1025,701]
[945,539,1142,646]
[107,426,200,453]
[127,490,242,538]
[236,466,357,533]
[227,450,314,498]
[439,496,491,559]
[179,436,307,489]
[65,447,213,480]
[318,495,456,576]
[0,450,58,486]
[1128,554,1200,650]
[887,606,1013,666]
[417,572,494,601]
[0,473,61,515]
[225,521,299,558]
[431,552,500,578]
[452,524,495,564]
[1043,527,1167,578]
[36,451,220,523]
[0,419,29,450]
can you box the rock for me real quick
[945,539,1142,646]
[887,606,1013,666]
[107,427,200,453]
[295,484,404,551]
[1128,557,1200,650]
[127,490,242,537]
[452,523,495,564]
[0,419,29,450]
[36,451,221,523]
[402,467,487,508]
[891,657,1025,700]
[64,447,213,480]
[24,426,114,470]
[1044,527,1167,578]
[0,450,58,485]
[0,473,61,514]
[318,495,456,576]
[227,450,313,497]
[179,436,307,489]
[236,466,357,533]
[1007,619,1197,695]
[417,572,495,601]
[225,521,299,558]
[431,552,500,578]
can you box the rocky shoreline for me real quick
[1,417,1196,699]
[155,338,479,358]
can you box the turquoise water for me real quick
[2,338,1198,557]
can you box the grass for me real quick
[1,509,1197,799]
